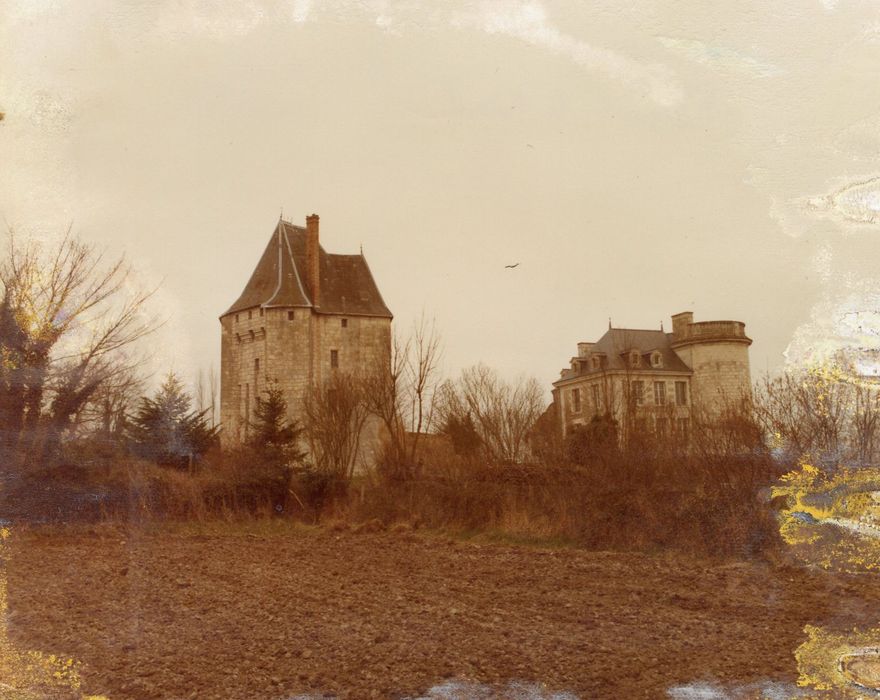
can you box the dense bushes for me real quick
[352,445,782,558]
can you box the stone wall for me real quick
[672,341,751,416]
[557,371,693,438]
[220,306,392,460]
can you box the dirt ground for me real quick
[4,523,879,700]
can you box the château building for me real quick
[552,312,752,440]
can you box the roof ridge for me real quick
[279,220,312,307]
[359,248,393,321]
[262,222,285,306]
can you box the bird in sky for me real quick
[504,263,520,269]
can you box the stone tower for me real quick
[668,311,752,414]
[219,214,393,448]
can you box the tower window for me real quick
[341,318,348,328]
[288,310,295,321]
[330,349,339,368]
[254,358,260,373]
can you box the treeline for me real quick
[3,228,878,560]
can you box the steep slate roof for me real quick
[591,328,692,373]
[555,327,692,384]
[223,220,393,318]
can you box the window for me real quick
[651,351,662,368]
[656,416,668,436]
[571,388,582,413]
[254,358,260,373]
[288,310,295,321]
[259,307,264,317]
[654,381,666,405]
[235,333,241,343]
[630,380,644,405]
[677,417,690,437]
[675,381,688,406]
[248,309,253,320]
[249,330,255,341]
[591,357,601,370]
[629,350,640,368]
[591,384,601,413]
[341,318,348,328]
[330,349,339,368]
[235,313,239,323]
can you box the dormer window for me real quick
[651,351,663,368]
[591,356,601,370]
[629,350,640,368]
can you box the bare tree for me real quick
[195,364,219,429]
[850,377,880,465]
[752,359,880,466]
[436,364,544,464]
[302,370,371,482]
[363,313,443,474]
[0,227,159,464]
[68,363,144,441]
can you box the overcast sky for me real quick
[2,0,880,392]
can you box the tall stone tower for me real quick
[219,214,393,448]
[669,311,752,414]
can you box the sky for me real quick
[2,0,880,394]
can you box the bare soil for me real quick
[4,524,878,699]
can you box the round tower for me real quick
[670,312,752,418]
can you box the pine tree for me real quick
[246,380,306,513]
[248,380,305,467]
[128,373,217,467]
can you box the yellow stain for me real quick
[772,460,880,572]
[795,624,880,696]
[0,528,109,700]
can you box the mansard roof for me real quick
[592,328,692,373]
[555,327,692,384]
[223,220,393,319]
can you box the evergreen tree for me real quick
[441,411,482,458]
[248,380,305,467]
[128,373,217,467]
[246,380,306,513]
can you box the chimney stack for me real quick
[306,213,320,307]
[671,311,693,339]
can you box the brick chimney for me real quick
[306,213,320,307]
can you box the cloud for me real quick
[806,176,880,226]
[452,2,682,107]
[656,36,783,78]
